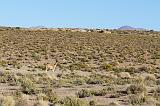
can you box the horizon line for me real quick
[0,25,158,31]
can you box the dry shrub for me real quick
[0,96,15,106]
[89,99,96,106]
[90,89,107,96]
[15,94,30,106]
[60,96,88,106]
[20,77,37,94]
[128,94,147,105]
[126,84,146,95]
[42,87,58,103]
[144,74,156,85]
[77,89,91,98]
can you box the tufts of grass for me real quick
[60,96,89,106]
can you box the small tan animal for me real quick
[45,61,58,72]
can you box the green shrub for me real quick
[20,77,37,94]
[128,94,147,105]
[89,100,96,106]
[152,87,160,102]
[15,90,23,99]
[31,52,41,61]
[72,78,85,86]
[86,78,104,84]
[60,96,88,106]
[0,60,7,67]
[7,73,19,86]
[144,74,156,85]
[151,52,160,59]
[126,84,146,95]
[7,60,20,68]
[0,71,19,85]
[101,63,113,71]
[133,76,144,84]
[77,89,91,98]
[106,85,116,93]
[156,79,160,85]
[91,89,107,96]
[108,102,120,106]
[69,62,88,71]
[157,87,160,93]
[116,78,132,85]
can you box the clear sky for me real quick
[0,0,160,30]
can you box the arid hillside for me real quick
[0,28,159,106]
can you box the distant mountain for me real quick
[118,26,147,31]
[30,26,46,29]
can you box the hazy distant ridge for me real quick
[118,26,147,31]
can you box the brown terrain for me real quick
[0,27,159,106]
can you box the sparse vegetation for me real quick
[0,29,159,105]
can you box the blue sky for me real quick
[0,0,160,30]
